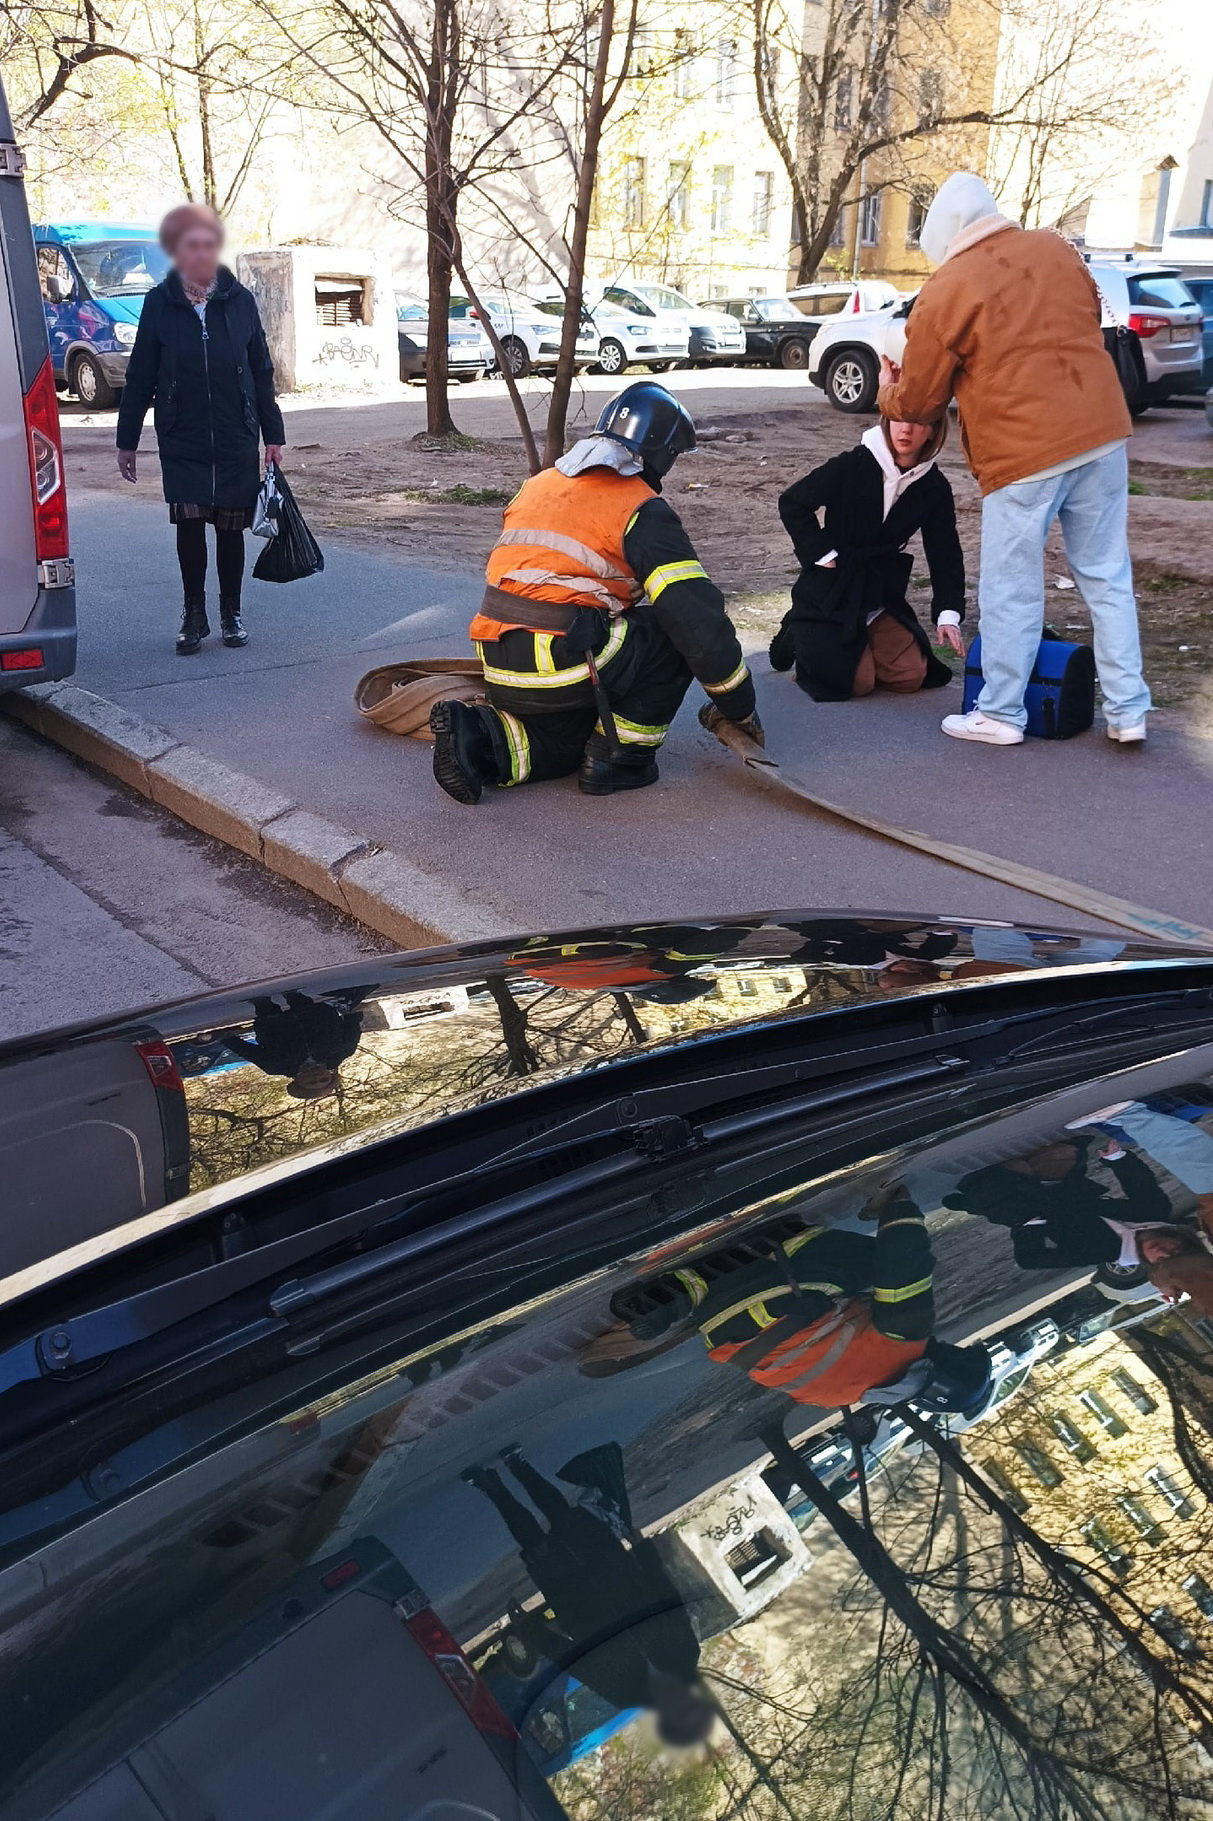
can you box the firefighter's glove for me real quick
[699,703,765,748]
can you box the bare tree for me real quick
[2,0,143,129]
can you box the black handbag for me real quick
[251,463,325,584]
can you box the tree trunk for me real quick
[542,0,617,469]
[423,0,457,438]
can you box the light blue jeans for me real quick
[976,444,1151,732]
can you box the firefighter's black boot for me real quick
[578,744,659,796]
[176,596,210,656]
[219,596,248,647]
[430,699,505,805]
[768,614,794,673]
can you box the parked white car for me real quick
[450,291,597,378]
[579,297,688,375]
[788,279,901,322]
[808,293,915,412]
[599,280,744,366]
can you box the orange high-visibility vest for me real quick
[471,466,655,641]
[708,1298,927,1408]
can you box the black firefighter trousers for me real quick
[475,607,693,785]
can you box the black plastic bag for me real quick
[252,464,325,583]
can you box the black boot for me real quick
[430,699,505,805]
[578,746,659,796]
[219,596,248,647]
[768,614,795,673]
[176,596,210,656]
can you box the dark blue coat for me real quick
[116,265,285,509]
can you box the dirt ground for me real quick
[61,386,1213,724]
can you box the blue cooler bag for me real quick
[963,631,1096,739]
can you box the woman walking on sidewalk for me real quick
[115,204,284,654]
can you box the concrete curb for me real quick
[3,683,510,949]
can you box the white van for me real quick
[0,77,76,692]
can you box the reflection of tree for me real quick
[180,977,649,1190]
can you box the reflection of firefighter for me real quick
[614,1188,992,1415]
[506,924,750,1002]
[430,382,762,804]
[220,990,367,1101]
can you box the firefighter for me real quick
[429,381,762,803]
[611,1186,993,1418]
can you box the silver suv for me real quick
[1087,257,1204,414]
[0,77,76,691]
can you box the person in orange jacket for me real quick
[612,1187,992,1418]
[429,382,761,803]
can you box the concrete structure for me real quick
[236,245,398,393]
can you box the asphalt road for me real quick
[52,477,1211,944]
[0,718,385,1040]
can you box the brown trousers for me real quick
[852,611,928,696]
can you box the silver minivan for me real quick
[1087,256,1205,413]
[0,77,76,691]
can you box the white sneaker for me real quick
[941,709,1024,746]
[1107,722,1147,744]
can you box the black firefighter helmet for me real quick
[596,381,697,477]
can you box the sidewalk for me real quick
[19,492,1213,946]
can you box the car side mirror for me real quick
[45,273,74,303]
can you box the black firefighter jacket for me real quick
[778,444,965,701]
[621,496,756,722]
[116,265,285,510]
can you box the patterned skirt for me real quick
[169,503,254,531]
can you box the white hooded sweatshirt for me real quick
[917,171,1011,268]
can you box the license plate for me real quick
[1171,324,1200,343]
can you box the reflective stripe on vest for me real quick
[481,467,654,633]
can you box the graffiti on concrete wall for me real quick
[316,337,380,368]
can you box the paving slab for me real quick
[33,491,1213,945]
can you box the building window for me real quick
[859,187,882,246]
[923,0,951,15]
[1149,1605,1201,1658]
[1015,1442,1061,1488]
[905,185,934,248]
[769,975,790,992]
[1048,1412,1097,1463]
[829,207,847,249]
[983,1461,1029,1513]
[1184,1572,1213,1620]
[630,26,654,77]
[918,69,944,128]
[873,77,890,128]
[833,68,853,130]
[715,38,738,108]
[1116,1492,1164,1545]
[1202,178,1213,229]
[1080,1517,1131,1575]
[315,277,371,327]
[1112,1368,1157,1414]
[672,28,696,99]
[1145,1465,1195,1519]
[623,157,646,229]
[1079,1390,1127,1438]
[753,171,775,236]
[711,165,733,234]
[736,977,757,997]
[667,161,690,230]
[759,42,780,95]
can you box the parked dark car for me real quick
[4,913,1213,1820]
[712,294,819,370]
[1179,274,1213,387]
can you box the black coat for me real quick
[778,445,965,702]
[945,1151,1173,1269]
[116,265,285,510]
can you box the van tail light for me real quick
[24,355,69,560]
[1128,312,1169,339]
[851,291,861,312]
[135,1038,185,1094]
[403,1605,517,1739]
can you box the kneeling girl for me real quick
[772,416,965,701]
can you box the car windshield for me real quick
[69,238,168,297]
[395,294,426,321]
[8,961,1213,1821]
[1128,274,1198,310]
[752,297,803,321]
[637,284,693,311]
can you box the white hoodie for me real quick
[918,171,1011,267]
[818,425,960,625]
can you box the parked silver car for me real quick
[0,77,76,690]
[1087,257,1204,413]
